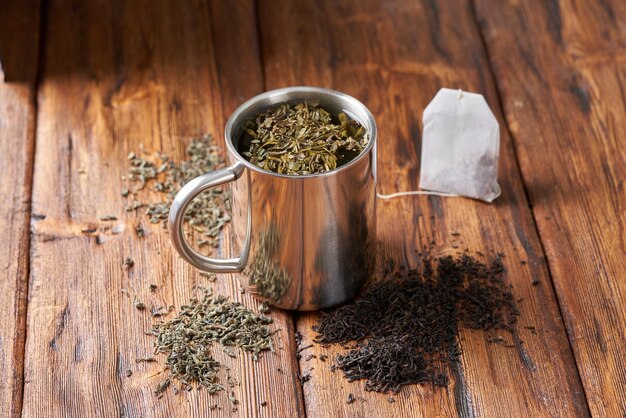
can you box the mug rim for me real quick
[224,86,377,179]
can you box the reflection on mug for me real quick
[246,224,292,303]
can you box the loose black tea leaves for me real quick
[313,253,520,394]
[240,102,367,175]
[148,288,275,397]
[123,135,230,249]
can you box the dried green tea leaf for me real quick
[123,135,230,250]
[200,271,217,282]
[148,288,275,396]
[123,257,134,269]
[240,102,367,175]
[155,378,171,396]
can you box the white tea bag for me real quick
[419,88,501,202]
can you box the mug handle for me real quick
[168,161,249,273]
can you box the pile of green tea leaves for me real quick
[123,135,230,248]
[240,102,367,175]
[148,288,274,399]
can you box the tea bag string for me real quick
[373,162,459,199]
[377,89,458,200]
[376,190,459,200]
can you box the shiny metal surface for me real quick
[169,161,251,272]
[170,86,377,310]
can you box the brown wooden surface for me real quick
[0,0,41,415]
[0,73,38,418]
[22,1,302,417]
[475,0,626,416]
[258,0,587,416]
[0,0,41,82]
[1,0,625,416]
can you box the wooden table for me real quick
[1,0,624,416]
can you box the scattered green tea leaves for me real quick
[123,135,230,249]
[258,302,271,314]
[148,288,275,397]
[135,224,146,237]
[155,378,171,396]
[200,271,217,282]
[151,306,168,318]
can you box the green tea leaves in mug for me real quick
[239,102,367,175]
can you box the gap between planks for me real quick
[467,0,592,414]
[10,0,46,417]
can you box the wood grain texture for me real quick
[475,0,626,416]
[22,0,303,417]
[0,0,41,82]
[0,83,37,418]
[258,0,589,416]
[0,2,40,415]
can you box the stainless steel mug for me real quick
[169,86,377,310]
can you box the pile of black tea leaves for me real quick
[148,287,274,403]
[313,253,520,393]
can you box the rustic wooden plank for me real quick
[0,0,41,82]
[258,0,589,416]
[0,83,37,418]
[475,0,626,415]
[22,0,303,417]
[0,2,40,416]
